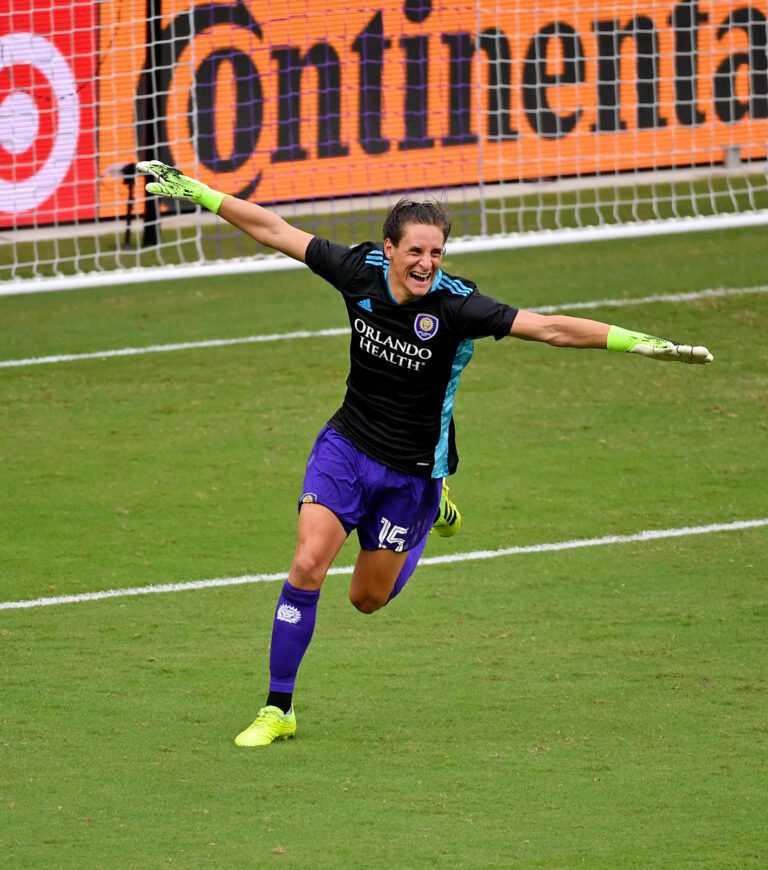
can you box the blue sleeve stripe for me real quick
[438,275,473,297]
[364,253,389,282]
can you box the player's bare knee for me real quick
[290,549,328,588]
[348,589,386,614]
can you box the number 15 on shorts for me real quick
[378,518,408,552]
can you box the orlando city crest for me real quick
[414,313,439,341]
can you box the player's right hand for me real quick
[137,160,227,214]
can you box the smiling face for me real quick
[383,222,445,304]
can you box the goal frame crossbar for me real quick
[3,208,767,298]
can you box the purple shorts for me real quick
[299,426,442,552]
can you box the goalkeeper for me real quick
[138,161,713,748]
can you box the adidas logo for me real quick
[276,603,302,624]
[357,298,372,312]
[442,504,458,524]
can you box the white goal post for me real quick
[1,0,767,295]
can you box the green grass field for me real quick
[1,227,767,867]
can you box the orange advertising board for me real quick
[97,0,768,214]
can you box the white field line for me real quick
[1,284,766,371]
[0,328,351,370]
[1,517,766,612]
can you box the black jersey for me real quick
[305,237,518,478]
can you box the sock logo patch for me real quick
[276,603,302,624]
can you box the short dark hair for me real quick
[382,197,452,246]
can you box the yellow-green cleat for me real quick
[432,482,461,537]
[234,705,297,747]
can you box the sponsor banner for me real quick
[100,0,766,211]
[7,1,768,226]
[0,0,97,228]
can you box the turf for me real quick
[1,227,767,867]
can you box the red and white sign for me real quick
[0,0,97,228]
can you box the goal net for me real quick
[2,0,767,294]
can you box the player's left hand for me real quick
[628,335,714,364]
[607,326,713,364]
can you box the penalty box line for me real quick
[1,284,766,370]
[1,517,766,612]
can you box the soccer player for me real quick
[138,161,713,747]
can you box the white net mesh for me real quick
[2,0,767,293]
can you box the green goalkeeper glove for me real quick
[607,326,713,364]
[137,160,227,214]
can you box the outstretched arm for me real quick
[217,196,313,262]
[137,161,313,262]
[511,310,713,364]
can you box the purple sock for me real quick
[387,532,429,603]
[268,581,320,693]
